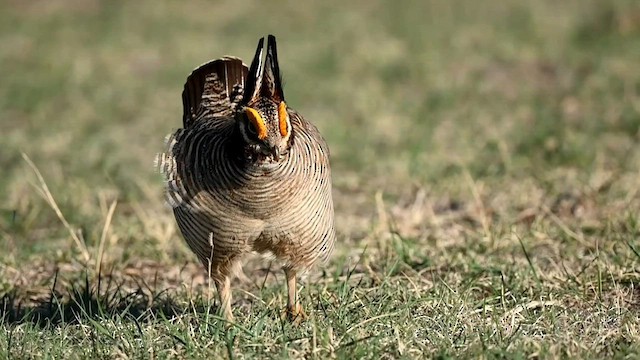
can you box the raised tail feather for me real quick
[182,56,249,127]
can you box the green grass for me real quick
[2,0,640,358]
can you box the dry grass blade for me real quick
[462,168,490,236]
[21,152,90,262]
[501,300,563,323]
[340,311,401,342]
[96,200,117,274]
[542,205,590,247]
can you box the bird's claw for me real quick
[282,303,306,325]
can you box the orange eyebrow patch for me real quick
[278,101,289,137]
[245,107,268,140]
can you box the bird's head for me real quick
[236,35,292,163]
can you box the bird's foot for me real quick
[282,303,306,325]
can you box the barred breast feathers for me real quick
[157,40,335,269]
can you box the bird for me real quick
[156,35,336,322]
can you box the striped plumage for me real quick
[157,35,335,322]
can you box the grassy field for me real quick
[1,0,640,358]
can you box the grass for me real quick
[1,0,640,358]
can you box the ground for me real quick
[1,0,640,358]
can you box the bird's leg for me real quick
[284,267,306,322]
[215,276,234,323]
[232,260,253,287]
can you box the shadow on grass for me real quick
[0,270,206,328]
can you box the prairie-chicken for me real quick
[157,35,335,322]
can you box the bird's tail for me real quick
[182,56,248,127]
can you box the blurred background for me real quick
[1,0,639,282]
[1,1,640,356]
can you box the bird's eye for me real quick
[244,107,268,139]
[246,120,257,136]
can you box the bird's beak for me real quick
[271,146,281,161]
